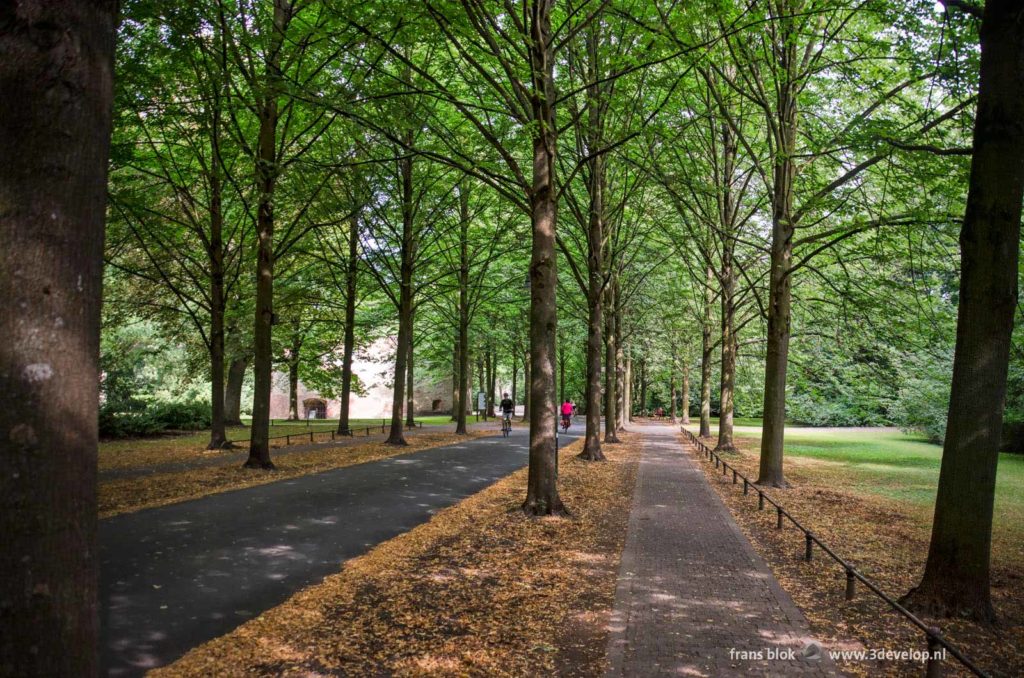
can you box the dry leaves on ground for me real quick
[150,434,641,677]
[100,430,493,518]
[687,434,1023,678]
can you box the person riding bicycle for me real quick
[560,399,573,430]
[500,393,515,426]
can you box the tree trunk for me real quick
[700,263,714,438]
[0,2,116,673]
[451,332,459,422]
[386,146,415,446]
[476,354,487,421]
[245,0,289,470]
[337,211,359,435]
[485,345,496,416]
[456,190,471,434]
[604,283,620,443]
[578,25,606,461]
[901,0,1024,623]
[639,358,647,417]
[511,353,519,413]
[681,362,691,425]
[670,372,678,422]
[522,351,531,422]
[288,353,299,420]
[405,325,415,427]
[522,0,563,516]
[620,352,629,430]
[756,15,799,488]
[715,117,739,453]
[224,355,248,426]
[207,111,228,449]
[558,334,566,405]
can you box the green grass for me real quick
[688,420,1024,554]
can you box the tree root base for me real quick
[900,585,998,625]
[242,459,276,470]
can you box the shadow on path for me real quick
[100,422,583,676]
[604,422,842,677]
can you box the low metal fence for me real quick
[227,420,424,447]
[680,426,989,678]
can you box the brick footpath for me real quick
[604,423,842,677]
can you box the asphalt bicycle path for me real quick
[99,420,583,676]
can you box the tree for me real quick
[902,0,1024,623]
[0,1,118,673]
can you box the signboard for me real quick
[477,391,486,411]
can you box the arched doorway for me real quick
[303,397,327,420]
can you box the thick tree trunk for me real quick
[681,362,691,425]
[578,26,606,461]
[288,355,299,420]
[699,272,714,438]
[901,0,1024,623]
[207,147,228,449]
[456,192,471,434]
[558,335,566,405]
[522,0,563,515]
[476,355,487,421]
[670,372,678,422]
[337,212,359,435]
[451,334,459,422]
[620,353,629,429]
[756,19,799,488]
[511,353,519,413]
[485,345,496,416]
[405,329,415,427]
[224,355,248,426]
[0,2,116,673]
[639,358,647,417]
[715,119,739,453]
[206,175,227,450]
[287,325,301,421]
[580,268,605,459]
[522,351,531,422]
[716,253,738,452]
[604,283,620,442]
[386,148,415,446]
[245,0,289,470]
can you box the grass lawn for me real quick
[687,421,1024,557]
[684,421,1024,676]
[99,415,458,472]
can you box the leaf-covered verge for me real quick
[149,435,640,677]
[688,433,1023,677]
[100,430,494,518]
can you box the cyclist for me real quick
[560,399,573,431]
[500,392,515,430]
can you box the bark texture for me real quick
[246,0,290,469]
[0,2,117,673]
[337,212,359,435]
[522,0,564,515]
[902,0,1024,623]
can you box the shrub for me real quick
[147,400,211,430]
[98,399,210,438]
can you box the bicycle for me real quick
[501,412,513,437]
[561,415,571,433]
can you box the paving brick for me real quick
[604,424,843,677]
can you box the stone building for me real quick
[268,338,453,420]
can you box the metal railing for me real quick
[227,420,424,447]
[680,426,990,678]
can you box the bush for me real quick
[99,405,163,439]
[147,400,211,430]
[99,399,210,438]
